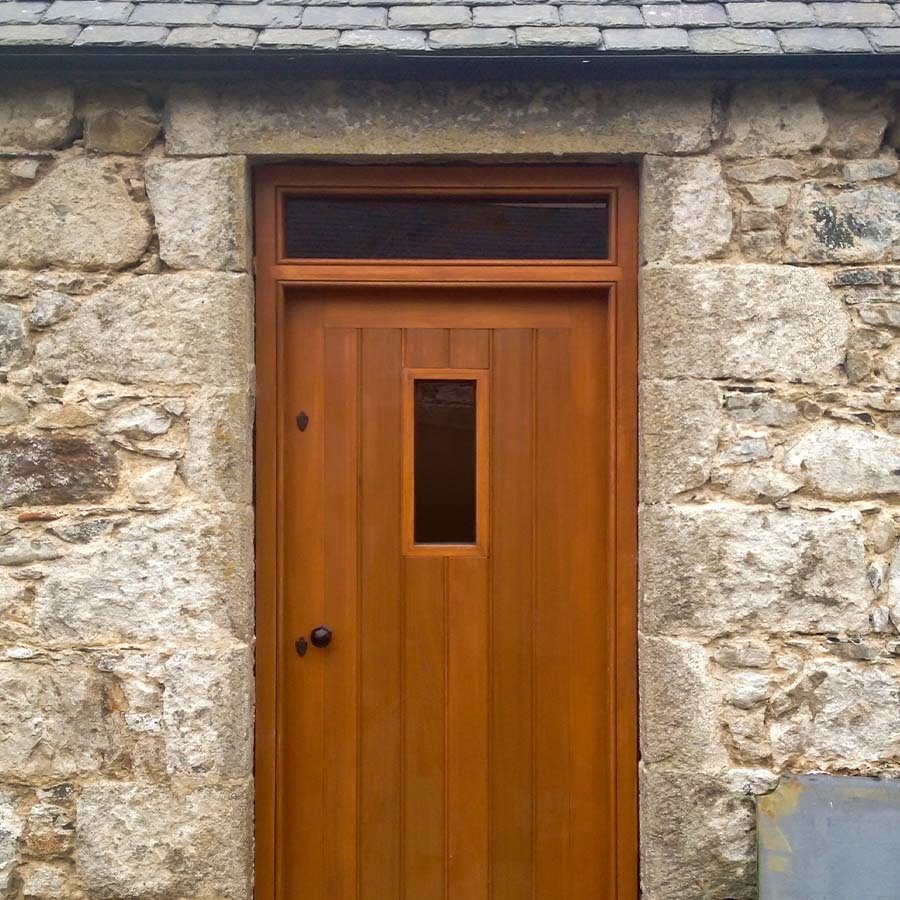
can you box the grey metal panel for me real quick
[758,774,900,900]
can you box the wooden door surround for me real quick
[255,165,638,900]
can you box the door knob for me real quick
[310,625,333,648]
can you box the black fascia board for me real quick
[0,46,898,81]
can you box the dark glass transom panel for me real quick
[414,379,477,544]
[283,197,609,260]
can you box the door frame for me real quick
[253,164,639,900]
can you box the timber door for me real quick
[255,167,638,900]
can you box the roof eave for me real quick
[0,46,898,80]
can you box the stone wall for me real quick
[0,74,898,899]
[0,80,254,900]
[639,81,900,899]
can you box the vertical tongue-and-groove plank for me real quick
[402,555,448,900]
[402,327,451,899]
[569,301,614,896]
[323,327,360,899]
[447,555,490,899]
[489,329,536,900]
[358,327,404,900]
[282,299,327,900]
[534,328,573,900]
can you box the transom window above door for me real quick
[281,194,612,261]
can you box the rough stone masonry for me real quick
[0,75,899,899]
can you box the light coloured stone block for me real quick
[0,80,76,150]
[29,290,74,328]
[35,273,253,388]
[641,504,870,637]
[0,159,151,270]
[0,661,115,777]
[34,505,253,645]
[0,789,22,893]
[162,643,253,776]
[0,302,24,370]
[80,85,161,154]
[722,82,827,158]
[640,766,756,900]
[824,85,890,157]
[784,424,900,499]
[165,79,713,156]
[76,780,252,900]
[19,862,69,899]
[0,390,27,426]
[842,159,899,181]
[641,156,732,263]
[183,388,253,504]
[770,659,900,766]
[721,462,804,505]
[640,264,850,382]
[146,156,249,271]
[640,635,728,771]
[885,542,900,625]
[640,378,721,503]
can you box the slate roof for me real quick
[1,0,900,54]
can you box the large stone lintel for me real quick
[165,78,713,157]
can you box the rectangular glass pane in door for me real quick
[414,379,477,544]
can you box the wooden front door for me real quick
[255,167,638,900]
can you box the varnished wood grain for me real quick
[447,557,490,898]
[281,299,327,899]
[405,328,450,367]
[402,556,447,900]
[358,328,404,900]
[323,328,360,898]
[450,329,490,369]
[490,329,536,900]
[533,328,573,900]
